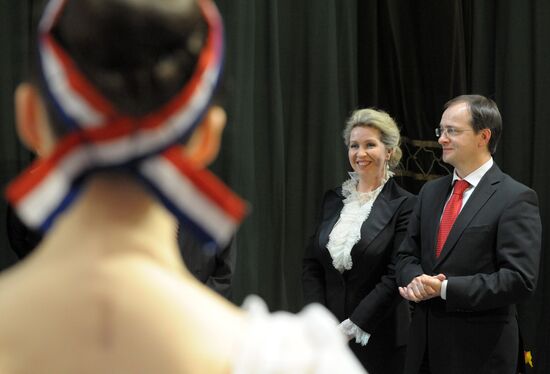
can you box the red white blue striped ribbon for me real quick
[6,0,246,247]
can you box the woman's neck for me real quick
[356,171,386,193]
[39,174,184,270]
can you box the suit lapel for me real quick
[318,190,344,265]
[434,165,502,267]
[354,180,406,258]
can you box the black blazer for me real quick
[303,178,415,369]
[396,164,542,374]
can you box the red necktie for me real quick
[435,180,470,257]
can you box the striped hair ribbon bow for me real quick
[6,0,246,248]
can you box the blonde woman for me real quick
[303,108,415,373]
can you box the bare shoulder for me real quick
[93,257,247,373]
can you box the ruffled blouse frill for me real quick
[233,295,366,373]
[326,172,390,273]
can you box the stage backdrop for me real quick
[0,1,548,373]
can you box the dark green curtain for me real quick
[0,1,38,269]
[1,1,549,372]
[213,0,359,311]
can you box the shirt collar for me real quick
[452,157,493,188]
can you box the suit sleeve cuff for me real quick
[440,279,448,300]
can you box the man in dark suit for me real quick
[396,95,541,374]
[177,225,236,299]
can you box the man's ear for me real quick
[184,106,226,168]
[479,128,492,148]
[15,83,55,156]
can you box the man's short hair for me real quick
[445,95,502,154]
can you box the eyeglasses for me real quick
[435,127,473,138]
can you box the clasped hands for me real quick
[399,274,446,302]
